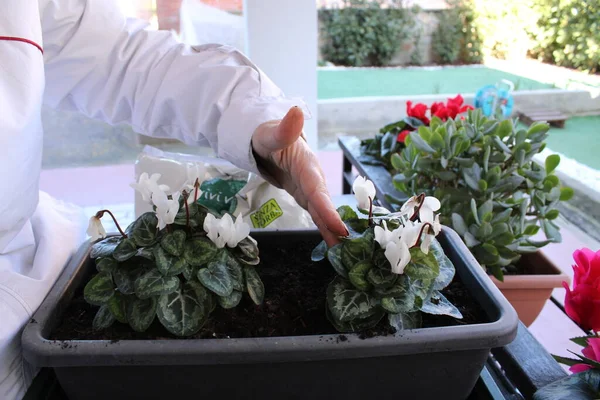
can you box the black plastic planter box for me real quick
[22,229,518,400]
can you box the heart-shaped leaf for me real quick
[233,236,260,265]
[327,244,348,278]
[84,272,115,306]
[93,305,116,330]
[154,246,187,276]
[218,290,243,309]
[96,257,118,274]
[113,238,138,262]
[127,297,157,332]
[157,281,211,337]
[311,240,328,262]
[367,267,398,289]
[337,205,358,222]
[160,230,186,257]
[184,237,218,267]
[244,266,265,305]
[218,250,244,291]
[326,305,385,333]
[388,312,422,332]
[108,292,128,323]
[198,263,233,297]
[129,212,158,247]
[430,239,455,291]
[348,261,373,291]
[113,265,148,295]
[341,232,374,270]
[327,276,379,323]
[90,236,121,259]
[421,290,463,319]
[135,270,180,300]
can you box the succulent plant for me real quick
[84,192,263,337]
[390,109,573,280]
[313,178,461,333]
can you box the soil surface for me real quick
[51,237,488,341]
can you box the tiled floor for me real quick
[39,149,598,366]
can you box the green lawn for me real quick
[545,116,600,170]
[318,67,554,99]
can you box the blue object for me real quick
[475,80,514,118]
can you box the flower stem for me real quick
[368,197,373,224]
[410,193,426,222]
[184,192,191,231]
[410,222,433,248]
[194,178,200,202]
[96,210,127,238]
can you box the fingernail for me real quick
[343,225,350,237]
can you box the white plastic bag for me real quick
[134,146,314,230]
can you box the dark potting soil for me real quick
[51,238,488,341]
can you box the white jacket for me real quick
[0,1,306,398]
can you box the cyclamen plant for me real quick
[360,95,472,170]
[313,176,462,333]
[83,168,264,337]
[391,109,573,280]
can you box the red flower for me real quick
[406,101,430,125]
[397,130,411,144]
[570,337,600,373]
[564,248,600,332]
[432,104,449,121]
[445,94,474,119]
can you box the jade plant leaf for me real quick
[311,240,327,262]
[157,281,211,337]
[127,297,157,332]
[108,292,128,323]
[327,276,379,323]
[84,272,115,306]
[184,237,218,267]
[135,270,180,299]
[95,257,118,274]
[93,305,116,330]
[198,263,233,297]
[154,246,187,276]
[244,266,265,305]
[90,236,121,259]
[113,238,138,262]
[113,265,148,295]
[235,236,260,265]
[129,212,158,247]
[421,291,463,319]
[388,312,422,332]
[160,230,187,257]
[348,261,373,291]
[218,290,243,309]
[327,244,348,278]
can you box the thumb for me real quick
[254,107,305,154]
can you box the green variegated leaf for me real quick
[327,276,379,322]
[341,232,374,269]
[127,297,157,332]
[337,205,358,222]
[113,238,138,262]
[218,290,243,309]
[90,236,121,259]
[217,250,244,291]
[198,263,233,297]
[388,312,422,332]
[184,237,218,267]
[311,240,327,262]
[381,291,416,314]
[326,305,385,333]
[160,230,187,256]
[348,261,372,291]
[234,236,260,265]
[421,291,463,319]
[130,212,158,247]
[136,247,155,260]
[154,246,187,276]
[404,249,439,282]
[108,292,128,323]
[135,270,180,299]
[182,263,199,282]
[367,267,398,289]
[93,305,116,330]
[84,272,115,306]
[157,281,211,336]
[327,244,348,278]
[96,257,118,274]
[533,369,600,400]
[430,239,455,291]
[113,265,148,295]
[244,266,265,305]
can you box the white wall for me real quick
[244,0,319,150]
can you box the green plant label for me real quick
[250,199,283,228]
[198,178,246,216]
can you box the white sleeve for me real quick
[39,0,309,174]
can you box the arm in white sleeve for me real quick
[39,0,308,173]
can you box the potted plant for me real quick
[22,176,517,400]
[389,108,572,325]
[535,248,600,399]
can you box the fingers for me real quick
[308,202,342,247]
[253,107,304,156]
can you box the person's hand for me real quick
[252,107,348,246]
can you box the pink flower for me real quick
[564,248,600,332]
[570,337,600,373]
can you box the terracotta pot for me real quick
[491,251,570,327]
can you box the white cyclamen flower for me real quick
[385,239,411,275]
[153,190,181,230]
[203,213,250,249]
[86,216,106,241]
[352,176,376,210]
[131,173,170,203]
[374,220,396,248]
[400,195,441,224]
